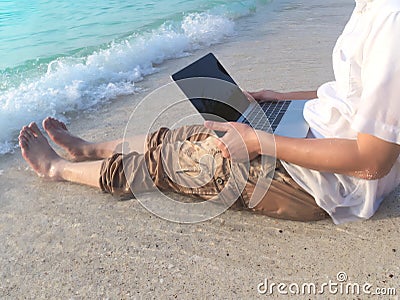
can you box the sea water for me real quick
[0,0,270,154]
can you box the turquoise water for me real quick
[0,0,269,154]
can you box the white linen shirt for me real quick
[282,0,400,224]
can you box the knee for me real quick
[99,153,132,197]
[146,127,170,149]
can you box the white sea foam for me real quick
[0,10,241,154]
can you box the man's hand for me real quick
[247,90,283,103]
[204,121,262,162]
[247,89,318,102]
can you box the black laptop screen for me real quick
[171,53,249,122]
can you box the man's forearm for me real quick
[277,90,317,101]
[257,132,387,180]
[274,135,362,174]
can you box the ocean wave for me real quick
[0,2,263,155]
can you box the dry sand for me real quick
[1,0,399,298]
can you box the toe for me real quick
[52,117,68,131]
[43,117,68,132]
[19,135,29,149]
[21,126,34,139]
[29,122,44,137]
[19,127,25,138]
[42,117,51,130]
[60,120,68,131]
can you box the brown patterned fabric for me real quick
[99,125,327,221]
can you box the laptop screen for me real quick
[171,53,250,122]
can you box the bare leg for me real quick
[43,117,147,161]
[19,122,102,188]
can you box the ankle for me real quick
[48,159,67,180]
[82,142,103,160]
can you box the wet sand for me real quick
[1,0,399,298]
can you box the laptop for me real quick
[171,53,309,138]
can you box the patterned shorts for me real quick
[100,125,327,221]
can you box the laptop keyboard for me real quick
[244,101,291,132]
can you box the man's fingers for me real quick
[242,90,255,102]
[217,140,230,158]
[221,149,230,159]
[247,91,259,97]
[204,121,231,132]
[214,139,230,158]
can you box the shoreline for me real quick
[1,0,399,298]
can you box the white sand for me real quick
[1,0,399,298]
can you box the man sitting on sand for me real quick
[19,0,400,224]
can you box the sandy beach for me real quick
[1,0,399,298]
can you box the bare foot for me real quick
[19,122,66,180]
[42,117,92,161]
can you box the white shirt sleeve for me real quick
[352,11,400,144]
